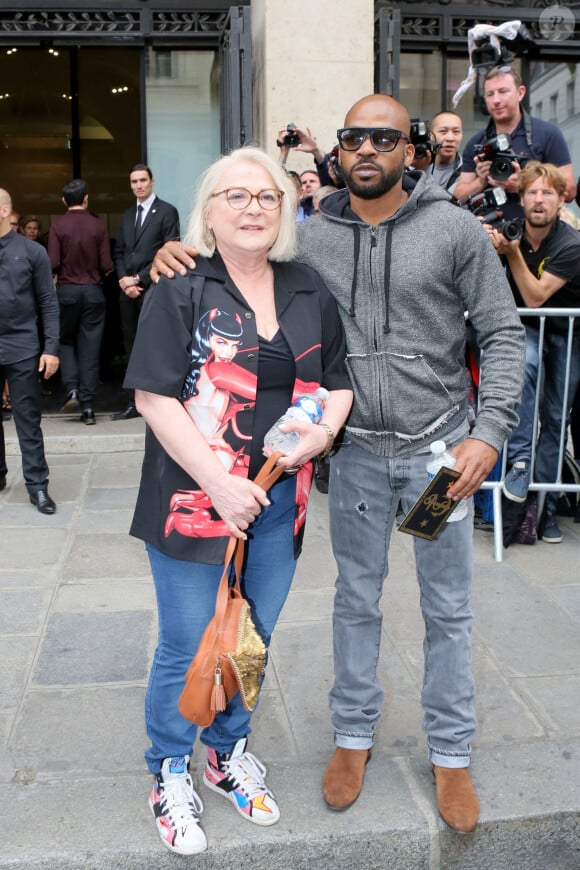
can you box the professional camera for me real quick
[471,22,536,70]
[283,123,300,148]
[457,186,522,241]
[410,119,442,161]
[473,133,519,182]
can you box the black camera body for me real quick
[283,123,300,148]
[458,187,522,241]
[473,133,519,181]
[471,23,536,70]
[410,119,442,161]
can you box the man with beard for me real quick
[150,94,525,833]
[487,162,580,544]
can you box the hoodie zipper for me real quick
[369,228,379,351]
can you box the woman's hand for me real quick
[204,473,271,539]
[263,388,353,471]
[263,420,329,471]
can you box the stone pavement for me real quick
[1,412,580,869]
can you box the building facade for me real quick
[2,0,579,237]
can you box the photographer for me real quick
[455,67,575,219]
[277,124,344,191]
[487,162,580,543]
[428,112,463,193]
[407,114,462,194]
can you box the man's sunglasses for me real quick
[337,127,410,152]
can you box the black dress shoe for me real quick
[29,489,56,514]
[110,403,140,421]
[82,409,96,425]
[61,389,80,413]
[0,474,6,491]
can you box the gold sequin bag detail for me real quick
[178,454,284,728]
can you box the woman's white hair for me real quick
[184,146,298,262]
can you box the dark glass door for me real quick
[0,46,142,236]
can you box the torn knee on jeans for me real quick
[355,501,368,514]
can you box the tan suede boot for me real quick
[432,765,479,833]
[322,747,371,810]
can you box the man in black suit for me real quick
[112,164,180,420]
[0,187,60,514]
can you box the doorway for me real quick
[0,44,221,412]
[0,46,143,236]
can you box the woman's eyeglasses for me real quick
[211,188,284,210]
[337,127,410,152]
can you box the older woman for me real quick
[125,147,352,856]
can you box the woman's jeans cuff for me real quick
[429,745,471,768]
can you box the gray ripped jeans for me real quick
[328,427,475,768]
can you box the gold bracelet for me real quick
[316,423,335,460]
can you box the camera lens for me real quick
[501,220,522,242]
[490,157,513,181]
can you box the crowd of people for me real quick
[278,65,580,544]
[1,69,579,858]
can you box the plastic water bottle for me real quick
[264,387,329,455]
[426,440,468,522]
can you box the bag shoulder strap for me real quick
[213,452,286,624]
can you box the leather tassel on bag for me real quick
[210,664,226,712]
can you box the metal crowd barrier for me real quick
[479,308,580,562]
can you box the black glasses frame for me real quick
[336,127,410,152]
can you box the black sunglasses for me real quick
[337,127,410,152]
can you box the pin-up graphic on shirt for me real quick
[165,307,315,540]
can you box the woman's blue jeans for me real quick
[328,429,476,769]
[144,476,297,774]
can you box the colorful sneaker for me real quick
[149,756,207,855]
[502,461,531,503]
[203,737,280,826]
[541,512,563,543]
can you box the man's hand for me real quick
[487,160,521,194]
[276,128,292,165]
[39,354,59,379]
[486,225,520,257]
[474,154,493,187]
[118,275,143,299]
[150,241,197,282]
[447,438,498,501]
[276,126,326,164]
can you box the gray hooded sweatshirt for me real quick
[297,171,525,458]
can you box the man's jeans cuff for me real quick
[335,733,374,751]
[429,746,471,769]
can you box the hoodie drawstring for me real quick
[383,224,392,335]
[348,223,360,318]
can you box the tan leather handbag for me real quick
[178,453,284,728]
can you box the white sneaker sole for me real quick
[149,797,208,854]
[203,772,280,826]
[501,482,528,503]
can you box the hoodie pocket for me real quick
[345,350,459,440]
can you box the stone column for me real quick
[251,0,374,171]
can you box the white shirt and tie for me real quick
[134,192,156,237]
